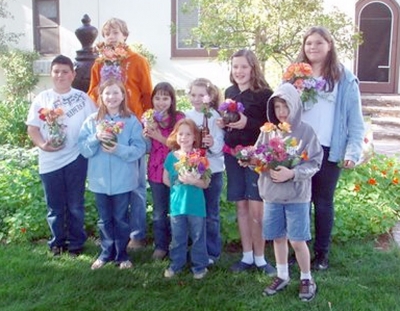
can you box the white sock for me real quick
[242,251,254,264]
[254,255,267,267]
[300,271,312,280]
[277,264,289,280]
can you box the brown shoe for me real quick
[151,249,167,260]
[127,239,145,250]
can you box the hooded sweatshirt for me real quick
[257,83,323,203]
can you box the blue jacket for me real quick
[327,67,365,163]
[78,113,146,195]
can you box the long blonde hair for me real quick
[188,78,221,111]
[96,79,131,120]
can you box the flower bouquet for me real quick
[174,149,212,181]
[219,99,245,125]
[141,109,164,130]
[254,122,308,172]
[95,42,129,81]
[38,107,66,148]
[282,62,326,110]
[96,119,124,147]
[234,145,256,162]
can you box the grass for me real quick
[1,238,400,311]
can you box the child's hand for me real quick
[226,112,247,130]
[202,134,214,148]
[270,166,294,183]
[101,141,117,153]
[143,127,166,145]
[97,130,114,142]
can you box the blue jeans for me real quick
[40,155,87,251]
[204,172,223,260]
[95,192,130,262]
[312,146,341,256]
[129,155,147,240]
[169,215,208,274]
[149,180,171,252]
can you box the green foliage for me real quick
[130,42,157,68]
[182,0,362,66]
[0,0,23,51]
[0,49,40,148]
[333,153,400,242]
[0,49,39,101]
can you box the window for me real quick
[171,0,217,57]
[33,0,60,55]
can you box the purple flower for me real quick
[198,162,206,175]
[100,64,123,82]
[153,110,164,122]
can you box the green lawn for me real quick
[1,238,399,311]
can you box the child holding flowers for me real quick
[294,26,365,271]
[79,78,146,270]
[88,17,153,249]
[163,119,211,279]
[143,82,185,260]
[185,78,225,264]
[254,83,323,301]
[217,49,275,276]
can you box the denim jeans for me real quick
[40,155,87,251]
[129,155,147,240]
[149,180,171,252]
[95,192,131,262]
[169,215,208,274]
[204,172,223,260]
[312,146,342,256]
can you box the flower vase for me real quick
[101,133,118,148]
[222,111,240,124]
[48,123,66,148]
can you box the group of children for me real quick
[28,17,360,303]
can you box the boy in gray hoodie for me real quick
[256,83,323,301]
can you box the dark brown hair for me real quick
[296,26,342,91]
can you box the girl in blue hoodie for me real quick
[79,78,146,270]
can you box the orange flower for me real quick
[368,178,377,185]
[392,177,399,185]
[354,184,361,192]
[278,122,291,133]
[293,78,304,89]
[21,228,27,234]
[260,122,276,133]
[381,170,387,176]
[300,151,309,161]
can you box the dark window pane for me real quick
[38,28,59,54]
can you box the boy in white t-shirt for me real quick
[26,55,97,256]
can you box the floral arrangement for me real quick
[219,99,245,125]
[38,107,66,148]
[174,149,212,181]
[96,119,124,147]
[141,109,164,129]
[282,62,326,109]
[234,145,256,162]
[252,122,308,172]
[201,95,213,118]
[95,42,129,82]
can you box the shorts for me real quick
[224,153,262,202]
[262,202,311,241]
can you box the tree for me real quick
[182,0,362,68]
[0,0,22,51]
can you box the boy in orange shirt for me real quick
[88,18,153,248]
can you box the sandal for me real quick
[91,259,106,270]
[119,260,133,270]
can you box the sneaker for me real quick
[151,249,167,260]
[311,253,329,271]
[127,239,145,250]
[299,279,317,301]
[91,259,106,270]
[119,260,133,270]
[193,268,208,280]
[230,261,254,273]
[257,263,277,277]
[164,267,176,278]
[262,277,290,296]
[50,246,66,257]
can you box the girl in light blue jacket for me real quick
[296,26,365,272]
[79,78,146,270]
